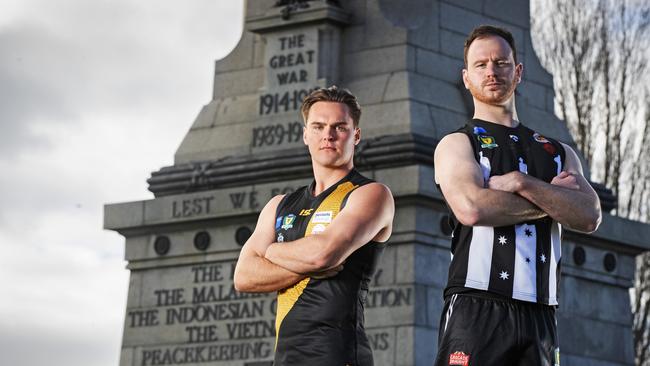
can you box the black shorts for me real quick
[434,293,560,366]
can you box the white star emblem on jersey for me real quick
[498,235,507,245]
[540,254,547,263]
[499,271,510,280]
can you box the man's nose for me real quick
[322,126,335,140]
[485,62,497,76]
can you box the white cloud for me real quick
[0,1,243,365]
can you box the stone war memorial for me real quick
[104,1,650,365]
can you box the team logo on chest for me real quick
[281,214,296,230]
[473,126,498,149]
[478,135,498,149]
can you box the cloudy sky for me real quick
[0,1,243,365]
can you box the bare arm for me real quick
[488,143,601,233]
[233,195,307,293]
[434,133,547,227]
[264,183,394,274]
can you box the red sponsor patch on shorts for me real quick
[449,351,470,366]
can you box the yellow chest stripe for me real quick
[274,181,359,347]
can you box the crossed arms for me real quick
[434,132,601,232]
[233,183,394,293]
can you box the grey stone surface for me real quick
[360,0,409,49]
[360,100,414,138]
[426,285,444,328]
[406,1,441,52]
[342,44,415,80]
[524,33,554,85]
[558,312,635,364]
[213,32,257,73]
[395,244,415,284]
[415,48,463,84]
[562,354,630,366]
[427,105,469,138]
[395,326,414,366]
[119,348,134,366]
[345,72,393,104]
[414,326,438,366]
[561,275,633,325]
[366,327,396,365]
[409,101,437,138]
[439,28,467,60]
[380,71,411,102]
[482,0,530,28]
[365,284,416,327]
[414,245,450,287]
[517,79,549,110]
[190,95,260,129]
[441,0,482,12]
[213,67,264,100]
[409,73,467,114]
[374,244,397,286]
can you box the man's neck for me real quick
[472,98,519,127]
[311,164,353,196]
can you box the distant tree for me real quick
[530,0,650,364]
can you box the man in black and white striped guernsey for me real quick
[433,25,602,366]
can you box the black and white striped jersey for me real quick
[439,119,566,305]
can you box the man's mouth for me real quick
[484,81,503,87]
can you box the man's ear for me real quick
[354,127,360,145]
[462,68,470,89]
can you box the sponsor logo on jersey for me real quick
[478,135,498,149]
[311,224,326,234]
[275,216,283,229]
[533,132,550,143]
[299,208,314,216]
[509,134,519,142]
[312,211,333,223]
[277,233,284,243]
[473,126,487,135]
[543,143,557,155]
[449,351,470,366]
[281,214,296,230]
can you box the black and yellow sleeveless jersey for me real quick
[273,169,385,366]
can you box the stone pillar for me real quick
[104,1,650,365]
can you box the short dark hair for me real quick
[300,86,362,127]
[464,25,517,66]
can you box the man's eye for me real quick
[336,126,348,132]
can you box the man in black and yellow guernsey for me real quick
[234,86,395,366]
